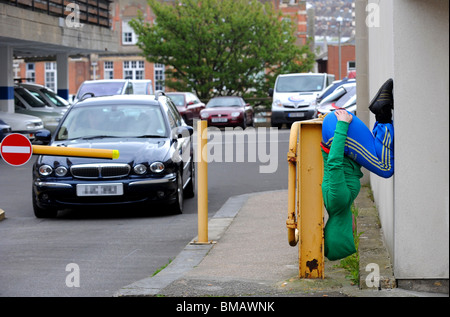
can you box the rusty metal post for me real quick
[297,120,324,278]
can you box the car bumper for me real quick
[33,173,178,209]
[271,109,317,125]
[11,129,42,141]
[205,117,243,128]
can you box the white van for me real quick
[268,73,335,128]
[74,79,134,103]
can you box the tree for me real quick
[130,0,315,100]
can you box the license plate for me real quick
[76,183,123,196]
[288,112,305,118]
[211,118,228,123]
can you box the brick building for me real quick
[14,0,308,99]
[316,40,355,80]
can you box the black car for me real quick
[32,94,194,218]
[0,119,12,142]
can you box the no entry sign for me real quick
[0,133,33,166]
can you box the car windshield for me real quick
[166,94,185,107]
[276,75,325,92]
[15,87,47,108]
[77,82,126,99]
[206,97,242,108]
[55,104,168,141]
[42,89,70,107]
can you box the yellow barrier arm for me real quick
[32,145,120,159]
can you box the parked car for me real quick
[73,79,134,103]
[166,92,205,126]
[0,111,44,142]
[200,96,254,129]
[0,119,12,142]
[14,86,63,134]
[19,83,71,114]
[315,78,356,105]
[316,83,356,116]
[32,94,194,218]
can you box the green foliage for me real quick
[130,0,315,100]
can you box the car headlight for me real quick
[39,165,53,176]
[150,162,165,173]
[231,112,240,118]
[200,112,210,119]
[55,166,68,177]
[273,100,283,108]
[134,163,147,175]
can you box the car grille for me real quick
[70,163,131,179]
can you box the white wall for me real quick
[368,0,449,280]
[367,0,395,258]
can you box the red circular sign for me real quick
[0,133,33,166]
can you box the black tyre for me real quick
[184,161,195,199]
[169,171,184,214]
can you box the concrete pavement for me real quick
[115,188,447,298]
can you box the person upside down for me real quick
[321,78,394,261]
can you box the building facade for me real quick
[13,0,309,98]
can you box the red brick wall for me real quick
[327,44,355,80]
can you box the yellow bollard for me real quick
[196,120,209,243]
[286,118,324,279]
[32,145,119,159]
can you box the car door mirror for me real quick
[35,129,52,145]
[268,88,274,97]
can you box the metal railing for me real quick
[1,0,111,28]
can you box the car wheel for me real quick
[32,191,58,218]
[184,160,195,199]
[240,115,247,130]
[169,171,184,214]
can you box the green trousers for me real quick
[321,121,363,261]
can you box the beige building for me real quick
[356,0,448,292]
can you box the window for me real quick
[122,20,137,45]
[104,61,114,79]
[123,60,144,80]
[348,61,356,71]
[45,62,57,91]
[26,63,35,83]
[154,63,165,91]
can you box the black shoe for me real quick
[369,78,393,123]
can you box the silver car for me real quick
[14,86,63,134]
[19,83,70,114]
[0,111,44,141]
